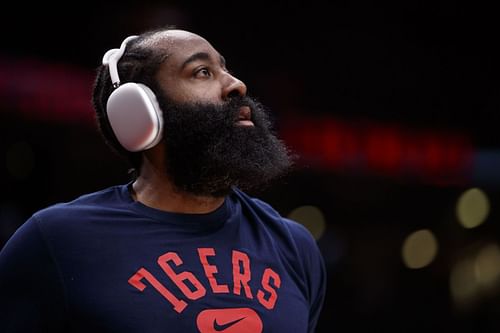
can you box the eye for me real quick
[194,67,211,78]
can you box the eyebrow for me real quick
[181,52,226,70]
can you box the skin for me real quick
[131,30,249,214]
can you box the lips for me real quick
[236,106,254,127]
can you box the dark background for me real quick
[1,1,500,331]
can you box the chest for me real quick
[62,244,309,332]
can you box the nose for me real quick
[222,72,247,100]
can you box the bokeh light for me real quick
[401,229,438,269]
[456,188,489,229]
[287,205,326,241]
[450,257,478,308]
[474,243,500,289]
[450,242,500,310]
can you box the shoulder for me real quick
[281,217,319,252]
[34,184,126,221]
[231,187,319,254]
[231,188,326,305]
[23,184,129,241]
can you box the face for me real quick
[153,30,247,105]
[144,30,294,196]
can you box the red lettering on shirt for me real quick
[158,252,206,300]
[128,267,187,313]
[128,248,282,313]
[198,247,230,294]
[232,250,253,299]
[257,268,281,310]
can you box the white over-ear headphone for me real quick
[102,35,164,152]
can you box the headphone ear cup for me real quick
[106,82,164,152]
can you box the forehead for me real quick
[141,30,221,68]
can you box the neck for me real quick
[130,154,225,214]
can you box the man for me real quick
[0,27,326,332]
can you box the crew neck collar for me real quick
[118,182,231,231]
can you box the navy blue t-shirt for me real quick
[0,184,326,332]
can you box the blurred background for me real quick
[1,0,500,331]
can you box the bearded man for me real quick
[0,27,326,333]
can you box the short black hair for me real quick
[91,27,174,174]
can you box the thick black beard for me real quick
[156,91,294,197]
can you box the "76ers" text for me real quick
[128,248,281,313]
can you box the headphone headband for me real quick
[102,35,139,88]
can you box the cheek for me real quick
[175,81,224,104]
[196,87,221,103]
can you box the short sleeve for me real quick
[306,236,327,333]
[285,219,327,333]
[0,216,67,332]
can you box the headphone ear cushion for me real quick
[106,82,164,152]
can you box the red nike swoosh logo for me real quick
[196,308,263,333]
[213,317,246,331]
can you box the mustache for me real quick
[224,95,262,116]
[158,92,269,131]
[225,95,254,108]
